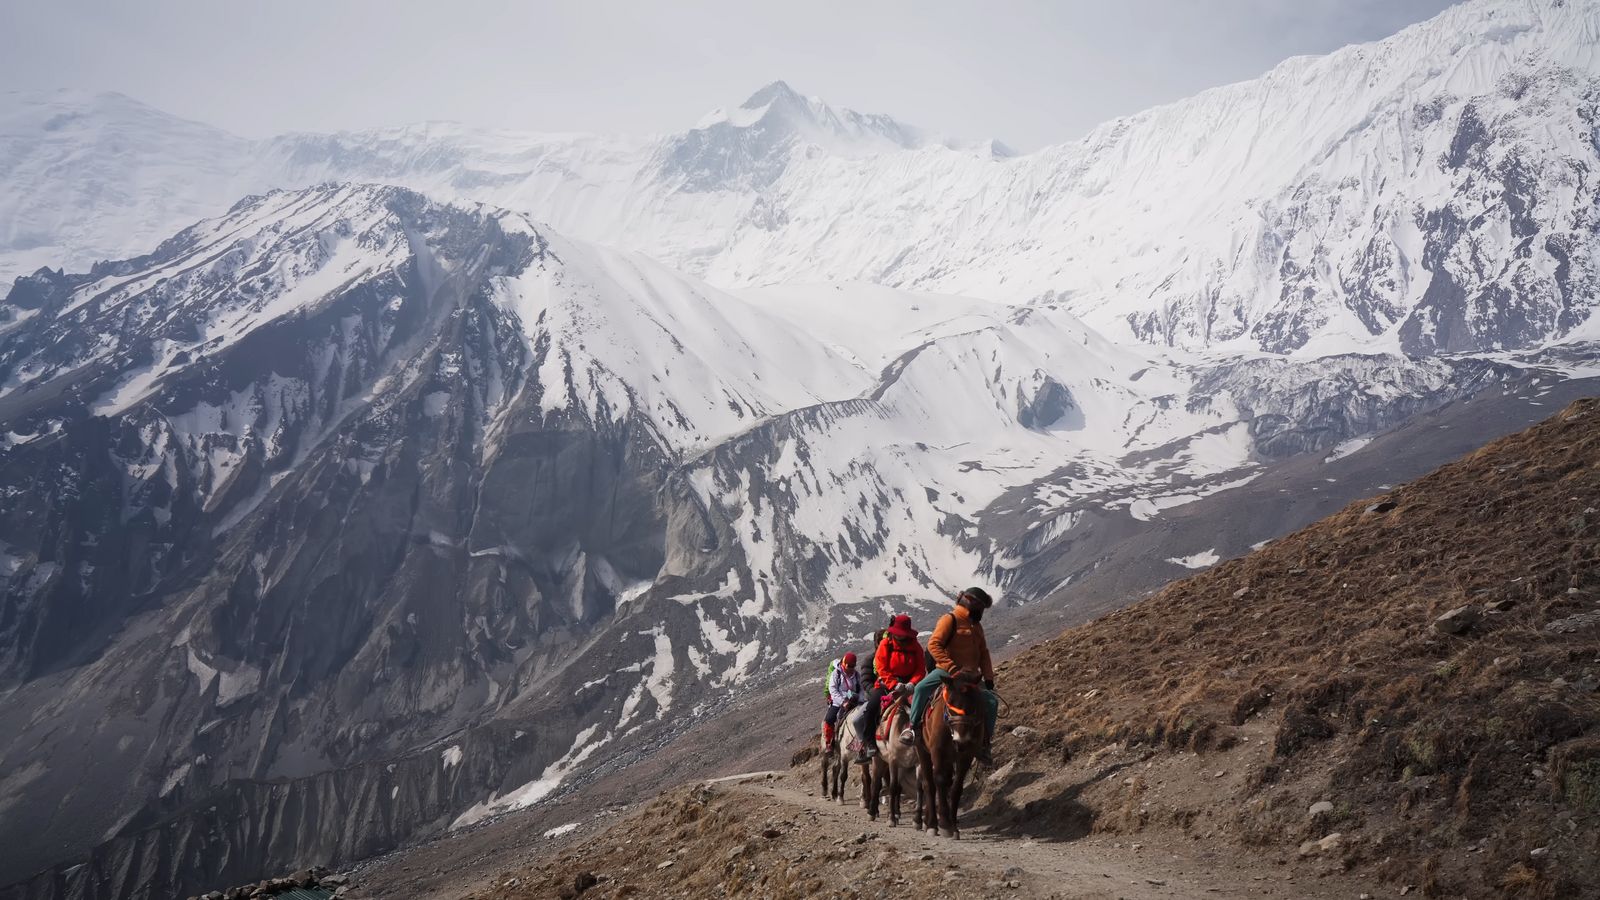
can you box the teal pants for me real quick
[908,668,998,735]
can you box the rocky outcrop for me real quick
[1015,377,1077,430]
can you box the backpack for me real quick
[824,657,837,699]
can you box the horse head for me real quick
[940,671,985,754]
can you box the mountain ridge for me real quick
[6,0,1597,356]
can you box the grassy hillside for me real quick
[992,397,1600,897]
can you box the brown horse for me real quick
[870,693,922,827]
[915,671,984,838]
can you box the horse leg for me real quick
[866,763,875,816]
[888,765,902,826]
[921,755,934,832]
[886,766,897,826]
[949,755,970,840]
[915,762,928,826]
[867,759,881,821]
[932,766,951,838]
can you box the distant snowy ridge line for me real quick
[3,184,1556,636]
[6,0,1600,356]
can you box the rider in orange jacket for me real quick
[853,614,924,761]
[903,587,1000,765]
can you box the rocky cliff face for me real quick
[0,187,681,895]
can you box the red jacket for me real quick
[874,635,926,690]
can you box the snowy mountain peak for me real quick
[739,79,806,110]
[694,79,914,148]
[667,81,1009,191]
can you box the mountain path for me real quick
[723,773,1384,899]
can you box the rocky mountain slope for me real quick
[462,398,1600,900]
[6,0,1599,355]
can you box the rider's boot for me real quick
[823,721,835,747]
[855,737,874,763]
[976,726,994,766]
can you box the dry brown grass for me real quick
[992,398,1600,897]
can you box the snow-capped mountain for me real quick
[4,0,1598,356]
[0,90,255,285]
[660,79,1013,192]
[3,1,1600,897]
[0,182,1564,898]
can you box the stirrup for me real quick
[899,727,917,744]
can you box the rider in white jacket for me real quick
[823,651,862,746]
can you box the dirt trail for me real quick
[718,770,1383,900]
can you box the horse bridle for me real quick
[941,675,982,728]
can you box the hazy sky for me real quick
[4,0,1459,149]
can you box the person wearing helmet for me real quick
[823,651,862,747]
[854,614,925,762]
[902,587,1000,765]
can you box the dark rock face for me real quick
[1187,354,1511,460]
[1394,80,1599,355]
[1016,377,1079,430]
[0,187,707,898]
[1128,65,1600,356]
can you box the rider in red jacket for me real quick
[853,614,925,761]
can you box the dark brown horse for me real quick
[915,671,984,838]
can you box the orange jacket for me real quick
[873,635,926,690]
[928,604,994,680]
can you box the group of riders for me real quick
[823,586,1001,766]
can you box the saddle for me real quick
[876,695,908,742]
